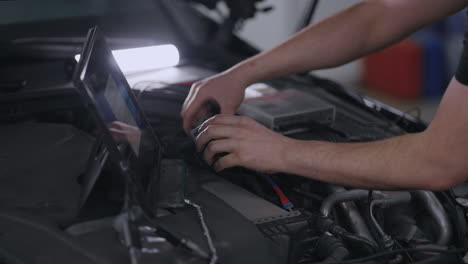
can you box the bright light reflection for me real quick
[75,44,180,73]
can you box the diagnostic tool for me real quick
[73,27,162,215]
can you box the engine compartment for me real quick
[127,66,468,263]
[1,62,467,264]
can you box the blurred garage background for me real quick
[2,0,463,123]
[239,0,465,122]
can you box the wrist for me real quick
[279,139,324,177]
[226,60,261,88]
[277,137,303,174]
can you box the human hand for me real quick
[108,121,142,153]
[181,71,248,135]
[195,114,294,173]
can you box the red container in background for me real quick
[363,40,422,100]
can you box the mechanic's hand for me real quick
[181,71,247,135]
[108,121,142,152]
[195,114,294,173]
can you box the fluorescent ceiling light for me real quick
[75,44,180,73]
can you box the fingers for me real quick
[109,121,124,129]
[184,105,211,135]
[109,127,125,134]
[181,81,203,111]
[213,154,238,172]
[203,139,235,165]
[181,82,203,134]
[108,122,127,135]
[195,124,240,152]
[181,103,202,135]
[194,115,246,171]
[110,121,138,130]
[181,99,216,135]
[108,127,126,142]
[198,115,250,134]
[181,80,231,135]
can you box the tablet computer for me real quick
[73,27,162,215]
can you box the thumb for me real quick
[182,101,210,135]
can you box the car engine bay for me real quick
[1,55,468,264]
[131,67,468,264]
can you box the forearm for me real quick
[228,2,378,84]
[278,76,468,191]
[228,2,391,84]
[228,0,467,86]
[281,132,454,190]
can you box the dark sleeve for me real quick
[455,34,468,85]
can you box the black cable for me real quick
[132,80,191,102]
[118,150,210,261]
[440,191,468,248]
[394,239,414,263]
[292,188,323,202]
[131,188,212,261]
[321,247,467,264]
[387,253,403,264]
[299,0,320,30]
[316,216,379,252]
[339,231,379,253]
[132,80,171,102]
